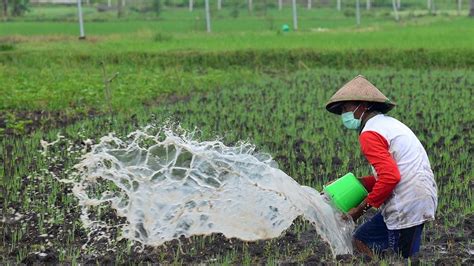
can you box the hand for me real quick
[341,212,352,222]
[341,207,363,222]
[342,199,370,222]
[346,206,364,222]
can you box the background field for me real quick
[1,2,473,265]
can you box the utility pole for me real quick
[77,0,86,39]
[2,0,7,21]
[189,0,193,11]
[392,0,399,21]
[356,0,360,25]
[292,0,298,30]
[117,0,124,17]
[470,0,474,16]
[205,0,211,32]
[307,0,311,9]
[427,0,436,14]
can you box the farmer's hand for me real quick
[342,199,370,222]
[344,206,364,222]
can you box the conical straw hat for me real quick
[325,75,396,115]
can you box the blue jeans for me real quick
[353,211,424,258]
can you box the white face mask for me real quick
[341,104,368,130]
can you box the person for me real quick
[325,75,438,259]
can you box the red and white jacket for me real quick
[359,114,438,230]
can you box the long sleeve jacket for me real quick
[358,114,438,230]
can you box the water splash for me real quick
[69,125,354,256]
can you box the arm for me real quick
[359,131,401,208]
[345,131,401,222]
[359,175,376,192]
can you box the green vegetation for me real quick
[2,9,473,48]
[1,4,473,265]
[2,67,472,264]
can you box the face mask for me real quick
[341,104,363,130]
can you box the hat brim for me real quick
[326,100,395,115]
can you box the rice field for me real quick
[1,4,473,265]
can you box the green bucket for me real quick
[323,172,368,213]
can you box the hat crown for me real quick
[325,75,395,114]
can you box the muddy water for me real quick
[69,126,354,256]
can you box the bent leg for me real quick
[398,223,424,258]
[353,212,389,256]
[353,238,374,258]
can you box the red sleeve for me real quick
[360,175,376,192]
[359,131,401,208]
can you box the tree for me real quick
[11,0,28,16]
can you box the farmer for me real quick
[325,75,438,259]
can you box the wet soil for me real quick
[2,134,472,264]
[2,176,472,265]
[0,206,347,265]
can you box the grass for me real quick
[2,68,472,264]
[1,9,472,115]
[1,46,473,116]
[3,20,474,51]
[1,4,474,264]
[2,10,473,51]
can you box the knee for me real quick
[352,237,373,257]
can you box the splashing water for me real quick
[69,126,354,256]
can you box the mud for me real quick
[2,172,472,265]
